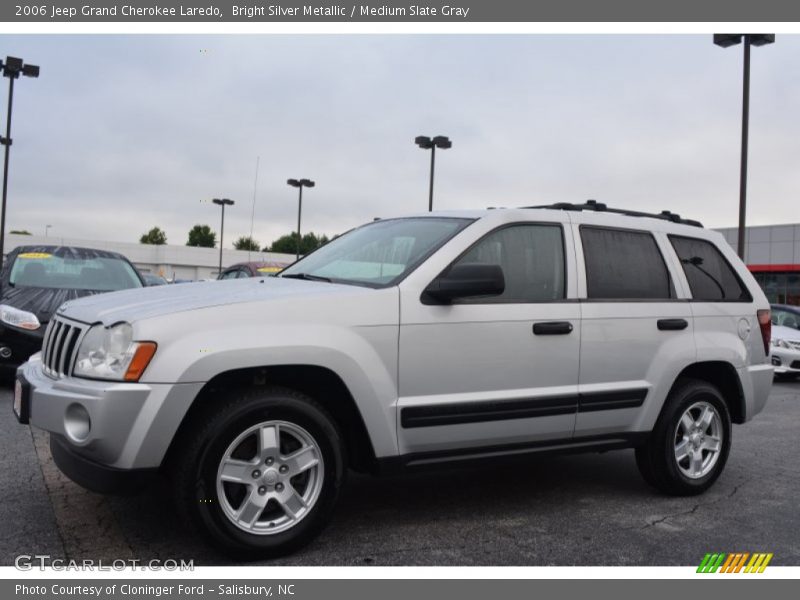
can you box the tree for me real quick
[233,235,260,251]
[267,231,330,255]
[186,224,216,248]
[9,230,32,235]
[139,226,167,245]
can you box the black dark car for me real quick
[0,245,144,372]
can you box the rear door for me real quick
[573,217,695,437]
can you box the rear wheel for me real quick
[635,379,731,496]
[169,386,345,558]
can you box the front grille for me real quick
[791,360,800,370]
[41,317,86,378]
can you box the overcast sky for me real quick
[2,34,799,248]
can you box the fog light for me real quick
[772,356,782,366]
[0,346,11,359]
[64,403,91,442]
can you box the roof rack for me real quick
[522,200,703,228]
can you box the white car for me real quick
[14,201,774,557]
[770,324,800,377]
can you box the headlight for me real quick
[73,322,156,382]
[771,338,791,349]
[0,304,41,330]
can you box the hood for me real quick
[57,277,372,325]
[772,324,800,343]
[0,285,99,324]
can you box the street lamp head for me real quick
[750,34,776,47]
[1,56,24,78]
[21,64,40,78]
[288,178,314,188]
[713,34,743,48]
[415,136,433,149]
[714,33,775,48]
[432,135,452,149]
[212,198,234,206]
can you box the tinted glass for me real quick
[452,224,565,303]
[581,227,673,300]
[281,217,472,287]
[9,252,142,291]
[788,274,800,306]
[772,308,800,329]
[670,236,751,302]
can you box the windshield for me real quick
[9,252,143,291]
[281,217,473,287]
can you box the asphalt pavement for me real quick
[1,380,798,566]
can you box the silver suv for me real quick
[14,202,774,557]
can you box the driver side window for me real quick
[453,224,566,303]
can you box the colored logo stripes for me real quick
[697,552,773,573]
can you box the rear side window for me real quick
[670,236,751,302]
[581,226,673,300]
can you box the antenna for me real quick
[248,156,260,261]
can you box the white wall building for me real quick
[5,234,296,281]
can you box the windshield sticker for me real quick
[18,252,53,259]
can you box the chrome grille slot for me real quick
[42,317,86,378]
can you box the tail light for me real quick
[757,309,771,356]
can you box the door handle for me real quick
[533,321,574,335]
[657,318,689,331]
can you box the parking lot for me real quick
[1,379,798,567]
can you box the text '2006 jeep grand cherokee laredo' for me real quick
[14,201,773,557]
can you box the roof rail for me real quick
[522,200,703,228]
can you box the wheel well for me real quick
[674,361,746,424]
[164,365,378,473]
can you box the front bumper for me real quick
[770,346,800,374]
[49,433,157,494]
[17,355,204,472]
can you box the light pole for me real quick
[45,224,51,237]
[287,178,315,261]
[212,198,234,275]
[713,34,775,260]
[0,56,39,268]
[415,135,452,212]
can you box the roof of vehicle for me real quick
[395,201,710,236]
[9,244,130,261]
[771,304,800,312]
[226,261,291,269]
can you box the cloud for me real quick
[3,34,799,247]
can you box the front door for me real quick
[397,221,581,456]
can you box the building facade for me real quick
[714,224,800,306]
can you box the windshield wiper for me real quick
[281,273,333,283]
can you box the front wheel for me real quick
[169,386,346,558]
[635,379,731,496]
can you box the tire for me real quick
[635,378,731,496]
[169,385,346,558]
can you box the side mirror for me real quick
[423,263,505,304]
